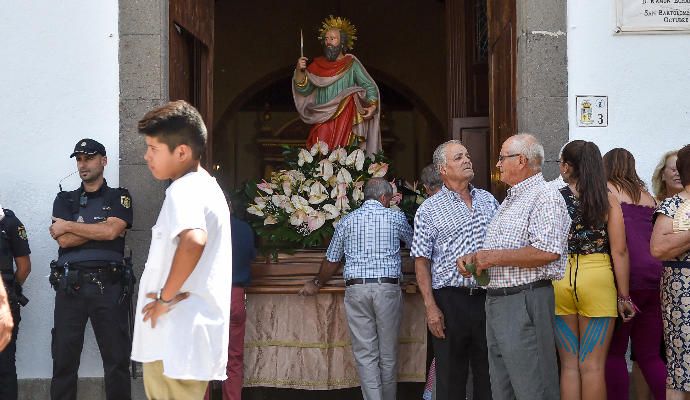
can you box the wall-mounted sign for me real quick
[616,0,690,33]
[576,96,608,127]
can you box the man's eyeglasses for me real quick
[497,154,521,162]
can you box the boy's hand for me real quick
[142,292,190,328]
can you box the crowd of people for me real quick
[302,135,690,400]
[0,97,688,400]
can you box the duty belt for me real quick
[50,261,125,295]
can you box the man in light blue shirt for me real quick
[300,177,412,400]
[412,140,499,400]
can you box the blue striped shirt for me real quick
[326,200,414,279]
[411,185,499,289]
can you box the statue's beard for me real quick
[324,44,343,61]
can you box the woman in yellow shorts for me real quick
[554,140,637,400]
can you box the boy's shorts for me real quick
[143,360,208,400]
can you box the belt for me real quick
[345,277,400,286]
[663,261,690,269]
[487,279,552,297]
[435,286,486,296]
[67,261,122,270]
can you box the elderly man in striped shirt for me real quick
[299,177,413,400]
[458,133,570,400]
[412,140,499,400]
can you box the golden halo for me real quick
[318,15,357,50]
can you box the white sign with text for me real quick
[616,0,690,33]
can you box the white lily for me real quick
[352,181,365,201]
[328,148,348,164]
[291,195,312,212]
[310,141,329,156]
[298,179,312,194]
[281,180,292,196]
[297,148,313,166]
[264,215,278,225]
[322,204,340,220]
[336,168,353,184]
[247,205,265,217]
[272,194,295,213]
[335,196,351,212]
[287,170,305,182]
[307,211,326,231]
[308,181,328,204]
[368,162,389,178]
[330,182,348,199]
[289,209,308,226]
[345,149,365,171]
[317,159,334,181]
[254,197,267,209]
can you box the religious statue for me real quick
[292,16,381,155]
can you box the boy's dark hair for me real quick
[137,100,207,159]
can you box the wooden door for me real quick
[446,0,489,124]
[446,0,492,191]
[487,0,516,198]
[452,117,490,191]
[169,0,214,165]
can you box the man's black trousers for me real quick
[431,287,492,400]
[51,281,131,400]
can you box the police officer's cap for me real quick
[70,139,107,158]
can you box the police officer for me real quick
[0,205,31,400]
[48,139,133,400]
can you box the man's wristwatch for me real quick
[312,278,322,288]
[156,289,174,305]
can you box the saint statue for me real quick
[292,16,381,155]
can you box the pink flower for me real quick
[257,180,275,195]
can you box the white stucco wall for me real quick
[567,1,690,187]
[0,2,119,378]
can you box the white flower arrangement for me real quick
[246,141,390,246]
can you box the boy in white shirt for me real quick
[131,100,232,399]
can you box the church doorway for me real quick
[166,1,516,399]
[168,0,516,198]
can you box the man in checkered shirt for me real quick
[299,177,413,400]
[458,133,570,400]
[412,140,499,400]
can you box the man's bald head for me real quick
[505,133,544,171]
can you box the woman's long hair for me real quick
[603,148,647,204]
[561,140,609,226]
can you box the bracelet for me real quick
[156,289,174,305]
[295,74,308,88]
[616,295,632,303]
[312,277,322,288]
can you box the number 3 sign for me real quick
[576,95,608,127]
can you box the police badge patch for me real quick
[17,225,28,240]
[121,195,131,209]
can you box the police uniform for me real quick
[0,208,30,400]
[50,139,134,400]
